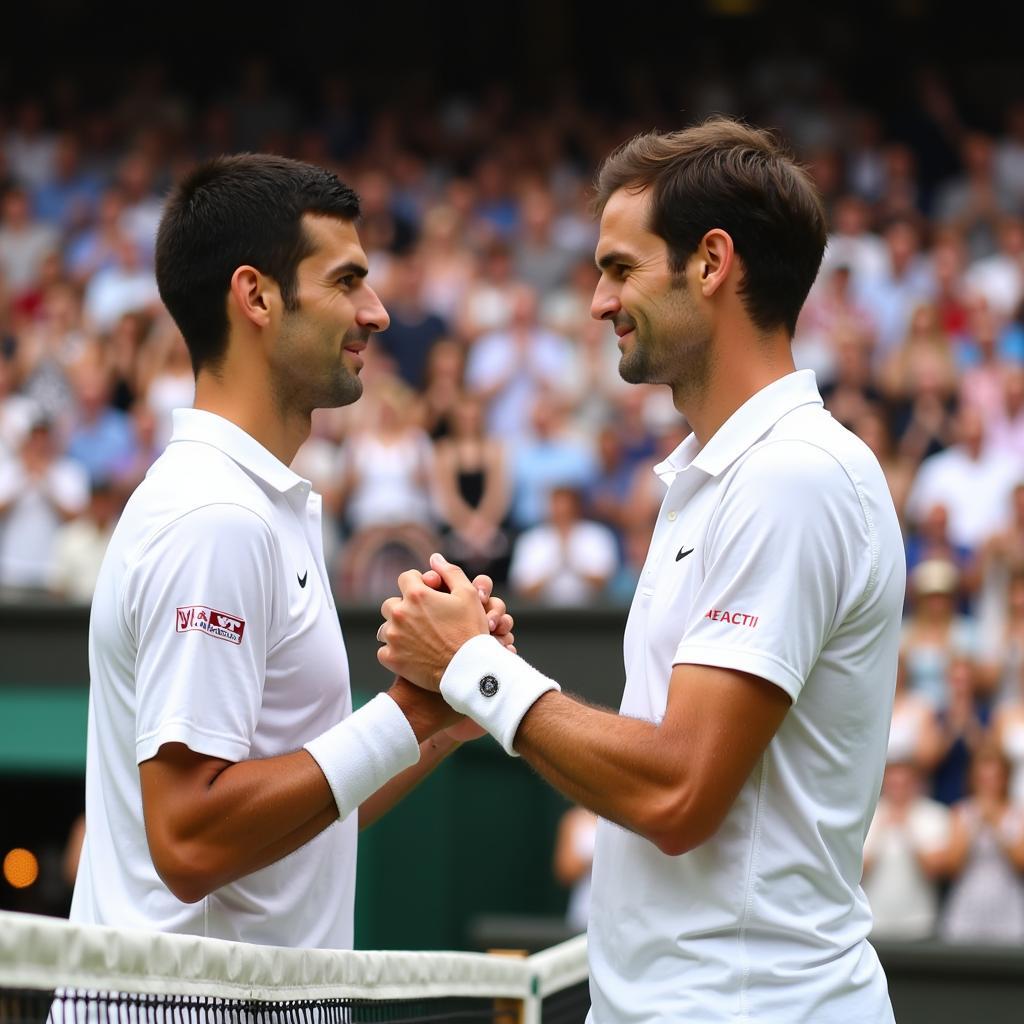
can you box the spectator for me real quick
[819,193,887,285]
[48,477,120,602]
[995,99,1024,206]
[930,231,970,337]
[456,239,520,341]
[65,353,138,484]
[553,806,599,933]
[932,656,992,806]
[903,502,978,608]
[887,654,944,773]
[855,214,933,361]
[964,215,1024,319]
[0,186,59,299]
[0,352,35,470]
[851,405,916,520]
[66,187,127,284]
[939,743,1024,943]
[466,285,575,443]
[508,484,618,606]
[115,151,165,260]
[433,393,510,582]
[585,423,639,545]
[334,377,438,598]
[891,355,959,465]
[795,265,876,384]
[958,299,1014,411]
[513,185,576,296]
[508,394,598,532]
[374,253,448,389]
[31,132,102,236]
[988,363,1024,459]
[936,133,1016,262]
[0,415,88,592]
[138,324,195,451]
[418,338,467,441]
[901,559,980,709]
[417,205,476,323]
[82,233,160,333]
[821,328,883,429]
[879,302,958,406]
[5,98,57,189]
[905,405,1021,552]
[862,760,951,941]
[991,608,1024,804]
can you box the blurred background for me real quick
[2,0,1024,986]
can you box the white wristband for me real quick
[440,634,559,756]
[304,693,420,821]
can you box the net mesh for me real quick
[0,912,588,1024]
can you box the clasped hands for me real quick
[378,553,514,736]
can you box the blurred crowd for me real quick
[2,58,1024,940]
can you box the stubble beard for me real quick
[618,288,713,402]
[274,313,364,416]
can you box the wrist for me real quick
[387,678,458,740]
[439,634,559,756]
[426,731,460,758]
[304,693,421,821]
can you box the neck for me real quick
[674,324,796,446]
[193,366,310,467]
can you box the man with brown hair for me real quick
[380,119,905,1022]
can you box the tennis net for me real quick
[0,911,589,1024]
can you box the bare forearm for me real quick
[143,748,338,900]
[514,693,685,847]
[360,733,460,829]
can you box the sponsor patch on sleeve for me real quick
[704,608,759,628]
[176,605,246,645]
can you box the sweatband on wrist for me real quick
[304,692,420,821]
[439,634,560,756]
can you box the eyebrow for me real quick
[326,261,369,280]
[596,249,637,271]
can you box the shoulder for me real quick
[722,430,867,529]
[122,448,280,563]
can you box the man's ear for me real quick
[229,266,276,329]
[696,229,735,299]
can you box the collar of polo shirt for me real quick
[167,408,310,497]
[654,369,825,484]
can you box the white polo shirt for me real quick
[71,409,357,949]
[588,371,905,1024]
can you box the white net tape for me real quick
[0,911,587,1008]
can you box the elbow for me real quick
[149,839,220,904]
[640,787,719,858]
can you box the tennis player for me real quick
[70,154,509,948]
[378,120,905,1022]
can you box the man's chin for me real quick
[618,352,652,385]
[329,372,363,408]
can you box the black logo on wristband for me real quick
[479,675,499,698]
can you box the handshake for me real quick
[377,551,559,755]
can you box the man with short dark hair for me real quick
[72,154,510,947]
[379,120,906,1021]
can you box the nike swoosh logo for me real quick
[676,547,694,562]
[297,571,308,588]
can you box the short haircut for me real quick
[155,154,360,374]
[593,118,827,337]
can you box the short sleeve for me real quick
[674,441,869,703]
[125,502,278,765]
